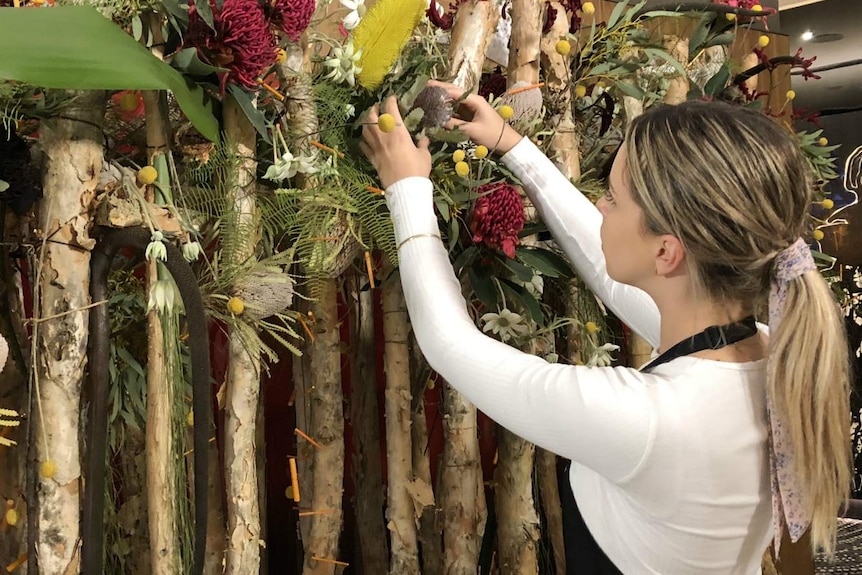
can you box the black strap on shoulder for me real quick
[559,315,759,574]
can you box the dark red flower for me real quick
[469,183,525,259]
[478,68,507,100]
[186,0,278,92]
[265,0,315,42]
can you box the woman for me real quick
[360,84,851,573]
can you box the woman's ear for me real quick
[655,234,686,276]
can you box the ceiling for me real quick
[779,0,862,114]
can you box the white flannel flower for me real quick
[344,103,356,118]
[182,241,202,262]
[340,0,366,30]
[323,40,363,87]
[294,152,319,176]
[586,342,620,367]
[264,149,298,182]
[481,308,530,342]
[519,273,544,298]
[145,231,167,262]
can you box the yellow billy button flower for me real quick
[276,48,287,63]
[377,113,396,133]
[582,1,595,14]
[41,460,57,479]
[585,321,599,334]
[757,35,770,48]
[136,165,158,186]
[555,39,571,56]
[820,198,834,210]
[5,508,17,527]
[227,297,245,315]
[498,105,514,120]
[813,229,825,241]
[726,13,736,21]
[455,161,470,177]
[574,84,587,98]
[426,379,435,390]
[452,149,466,163]
[819,137,829,146]
[752,4,763,12]
[474,145,489,160]
[786,89,796,100]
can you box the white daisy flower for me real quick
[323,40,363,87]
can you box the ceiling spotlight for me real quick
[802,31,814,41]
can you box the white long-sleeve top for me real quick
[384,137,773,574]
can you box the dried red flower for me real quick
[186,0,278,92]
[265,0,315,42]
[470,183,525,259]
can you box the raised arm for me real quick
[386,176,656,481]
[502,137,661,347]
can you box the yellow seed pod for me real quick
[726,13,736,21]
[377,113,396,133]
[555,40,571,56]
[582,1,595,15]
[455,161,470,177]
[821,198,834,210]
[474,145,489,160]
[574,84,587,98]
[275,48,287,63]
[5,508,17,527]
[427,379,435,390]
[41,460,57,479]
[812,229,824,241]
[498,105,514,120]
[819,137,828,146]
[786,89,796,100]
[757,35,770,48]
[452,149,466,163]
[136,166,158,186]
[227,297,245,315]
[752,4,763,12]
[285,487,294,500]
[186,410,194,427]
[585,321,599,334]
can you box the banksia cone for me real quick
[409,86,453,130]
[470,183,524,258]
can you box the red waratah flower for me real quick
[265,0,316,42]
[470,183,525,259]
[186,0,278,92]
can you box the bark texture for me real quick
[35,89,105,574]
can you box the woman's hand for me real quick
[427,80,523,155]
[360,96,431,189]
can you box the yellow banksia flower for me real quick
[555,40,571,56]
[352,0,426,90]
[455,161,470,177]
[136,166,158,186]
[377,113,396,133]
[452,149,466,163]
[474,145,489,160]
[498,105,514,120]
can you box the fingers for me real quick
[444,117,469,131]
[383,95,402,120]
[417,137,430,150]
[366,103,380,123]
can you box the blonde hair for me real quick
[624,100,851,555]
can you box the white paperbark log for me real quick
[222,95,263,575]
[542,1,580,181]
[663,35,690,105]
[35,89,105,574]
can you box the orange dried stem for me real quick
[365,185,385,195]
[310,140,345,158]
[298,508,337,517]
[506,82,545,96]
[6,553,27,572]
[312,557,350,567]
[297,314,316,342]
[289,457,300,502]
[287,387,297,407]
[364,251,376,289]
[295,427,323,449]
[256,79,285,101]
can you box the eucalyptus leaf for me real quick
[643,48,687,77]
[227,83,271,144]
[500,279,544,325]
[468,265,497,310]
[516,247,574,278]
[705,32,736,48]
[171,47,228,78]
[703,62,730,96]
[607,0,629,29]
[191,0,216,31]
[616,81,645,99]
[689,13,713,58]
[0,6,219,141]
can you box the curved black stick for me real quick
[84,227,210,575]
